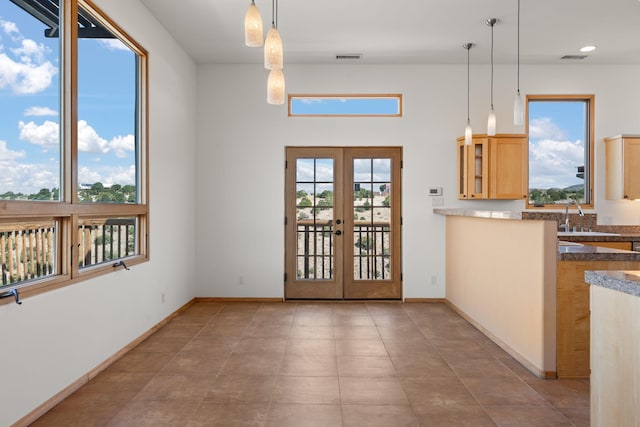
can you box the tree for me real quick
[91,182,104,192]
[111,184,122,191]
[296,189,308,198]
[122,185,135,193]
[298,196,312,207]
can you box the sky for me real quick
[0,2,136,195]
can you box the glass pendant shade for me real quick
[513,91,524,126]
[465,119,473,145]
[487,107,496,136]
[244,1,263,47]
[264,26,283,70]
[267,69,285,105]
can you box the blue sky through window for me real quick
[290,96,401,116]
[0,2,136,195]
[528,100,586,190]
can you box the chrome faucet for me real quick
[560,198,584,232]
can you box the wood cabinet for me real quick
[604,135,640,200]
[457,134,527,200]
[556,259,640,378]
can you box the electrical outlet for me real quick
[430,275,437,285]
[161,292,165,304]
[238,275,245,285]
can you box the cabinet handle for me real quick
[624,195,629,199]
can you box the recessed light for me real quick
[580,45,597,53]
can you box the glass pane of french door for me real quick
[285,147,401,300]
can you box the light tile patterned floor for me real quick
[31,301,589,426]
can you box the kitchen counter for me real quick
[558,233,640,243]
[585,270,640,297]
[557,242,640,262]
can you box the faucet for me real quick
[560,198,585,232]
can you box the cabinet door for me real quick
[468,137,488,199]
[623,138,640,200]
[488,136,527,199]
[604,137,623,200]
[457,139,468,199]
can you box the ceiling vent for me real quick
[561,55,588,60]
[336,54,363,61]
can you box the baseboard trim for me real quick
[446,300,557,379]
[403,298,446,303]
[12,298,196,427]
[195,297,284,303]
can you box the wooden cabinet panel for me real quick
[604,135,640,200]
[457,134,527,200]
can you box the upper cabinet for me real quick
[604,135,640,201]
[457,134,528,200]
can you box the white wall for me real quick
[0,1,198,425]
[195,62,640,300]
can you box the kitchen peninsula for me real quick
[585,270,640,426]
[435,208,640,378]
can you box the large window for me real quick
[527,95,594,208]
[0,1,148,299]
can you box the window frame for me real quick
[0,0,149,303]
[288,94,403,117]
[525,94,594,209]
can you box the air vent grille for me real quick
[561,55,588,60]
[336,54,363,60]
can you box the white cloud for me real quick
[0,20,58,94]
[19,120,59,148]
[99,39,130,52]
[0,140,57,195]
[78,164,135,187]
[529,117,566,140]
[0,20,19,36]
[78,120,110,154]
[529,138,584,189]
[110,134,135,158]
[24,106,57,117]
[0,139,26,162]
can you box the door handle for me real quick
[336,219,342,224]
[335,230,342,235]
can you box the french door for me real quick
[285,147,402,299]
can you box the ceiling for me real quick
[139,0,640,65]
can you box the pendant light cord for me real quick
[467,46,471,121]
[490,22,494,109]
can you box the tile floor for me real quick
[31,301,590,426]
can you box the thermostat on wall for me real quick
[428,187,442,196]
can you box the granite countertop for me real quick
[558,242,640,261]
[585,270,640,297]
[557,233,640,243]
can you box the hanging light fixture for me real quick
[267,68,285,104]
[244,0,264,47]
[513,0,524,126]
[486,18,497,136]
[264,0,283,70]
[463,43,474,145]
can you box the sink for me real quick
[557,231,620,237]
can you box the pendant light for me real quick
[264,0,283,70]
[486,18,497,136]
[513,0,524,126]
[244,0,264,47]
[463,43,474,145]
[267,68,285,104]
